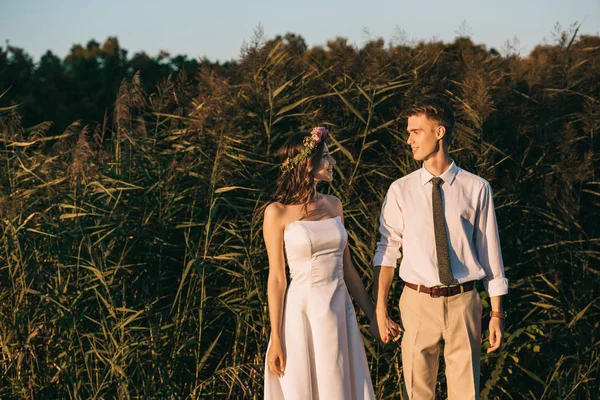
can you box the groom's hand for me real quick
[487,317,504,353]
[387,317,403,342]
[375,309,389,343]
[374,309,401,344]
[369,316,399,342]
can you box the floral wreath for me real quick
[280,127,329,173]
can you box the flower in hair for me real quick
[311,126,328,142]
[280,127,329,173]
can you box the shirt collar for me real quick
[420,160,459,186]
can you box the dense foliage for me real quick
[1,29,599,398]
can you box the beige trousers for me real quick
[400,285,482,400]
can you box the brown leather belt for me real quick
[404,281,475,298]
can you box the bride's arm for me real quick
[342,244,375,321]
[264,203,287,377]
[335,199,375,321]
[336,198,401,340]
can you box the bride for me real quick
[262,127,400,399]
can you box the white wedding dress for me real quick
[264,216,375,399]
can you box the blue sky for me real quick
[1,0,599,61]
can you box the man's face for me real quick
[406,113,443,161]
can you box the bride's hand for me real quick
[369,318,381,341]
[267,342,286,378]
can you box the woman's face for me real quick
[312,143,336,183]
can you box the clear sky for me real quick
[1,0,599,62]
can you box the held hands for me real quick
[267,341,286,378]
[371,309,403,344]
[487,316,504,353]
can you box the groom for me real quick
[372,97,508,399]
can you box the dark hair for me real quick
[407,98,456,143]
[266,131,326,210]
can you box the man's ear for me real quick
[436,125,446,141]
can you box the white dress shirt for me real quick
[373,161,508,297]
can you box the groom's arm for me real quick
[372,183,404,301]
[474,182,508,353]
[374,265,395,313]
[372,183,404,343]
[373,265,398,343]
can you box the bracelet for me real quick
[490,311,506,319]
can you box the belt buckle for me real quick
[429,286,441,298]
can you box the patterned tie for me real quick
[431,177,455,286]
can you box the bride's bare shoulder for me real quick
[264,202,285,218]
[264,202,298,223]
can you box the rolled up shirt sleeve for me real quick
[475,182,509,297]
[373,184,404,268]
